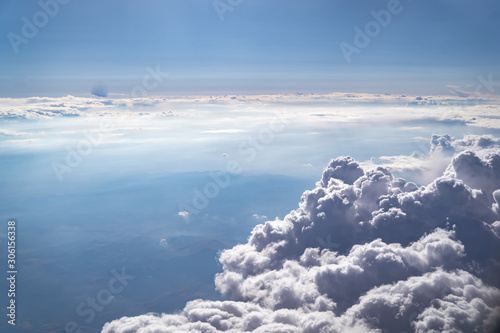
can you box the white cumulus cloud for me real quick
[102,136,500,333]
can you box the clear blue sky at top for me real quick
[0,0,499,96]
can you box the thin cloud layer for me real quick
[102,138,500,333]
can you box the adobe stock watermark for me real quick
[7,0,70,54]
[128,65,169,98]
[340,0,407,64]
[475,73,500,99]
[178,111,290,223]
[65,267,135,333]
[213,0,243,21]
[316,235,340,251]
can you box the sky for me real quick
[1,0,500,96]
[1,1,500,333]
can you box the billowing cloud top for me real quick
[102,142,500,332]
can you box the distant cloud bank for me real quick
[1,92,499,130]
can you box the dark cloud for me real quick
[91,82,109,98]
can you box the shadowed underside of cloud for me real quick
[431,134,500,155]
[102,140,500,333]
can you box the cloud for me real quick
[0,96,180,119]
[447,85,475,98]
[443,134,500,155]
[4,138,41,144]
[0,129,33,136]
[2,94,500,131]
[346,269,500,333]
[102,139,500,332]
[202,129,247,134]
[362,134,500,185]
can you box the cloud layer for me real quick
[102,140,500,333]
[1,93,500,130]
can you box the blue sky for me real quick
[1,0,499,96]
